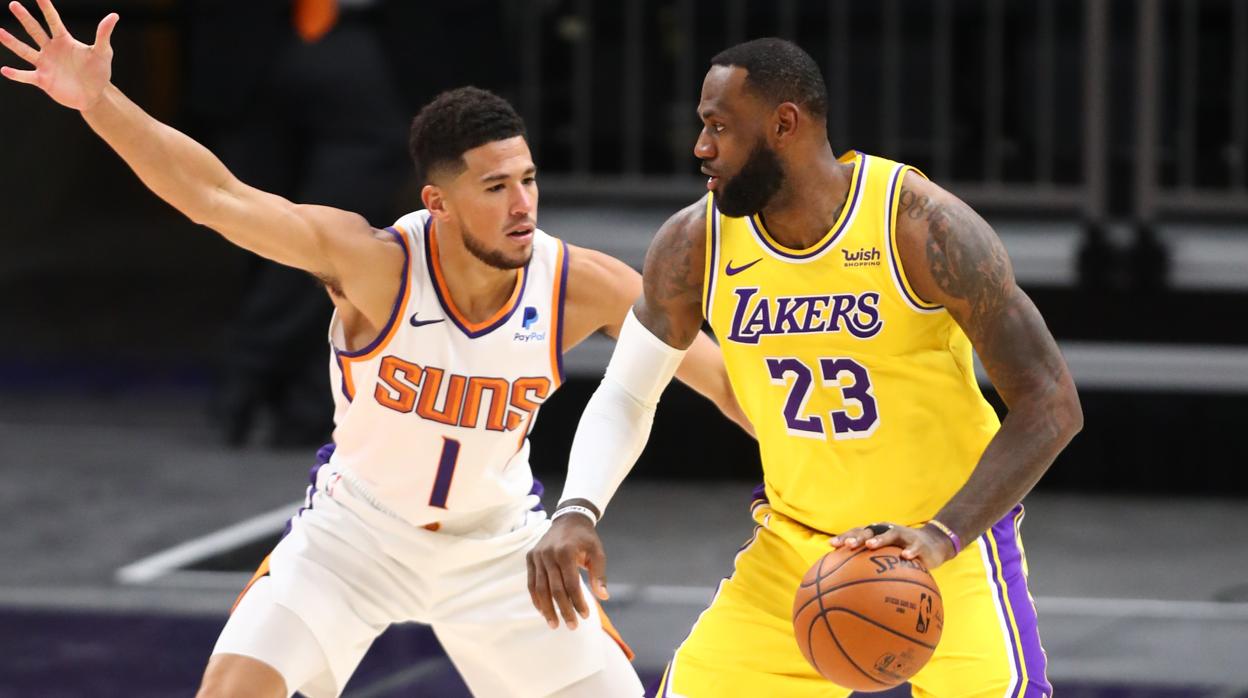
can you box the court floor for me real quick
[2,392,1247,696]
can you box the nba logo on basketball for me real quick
[515,307,545,342]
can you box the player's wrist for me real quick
[923,519,962,558]
[551,501,600,527]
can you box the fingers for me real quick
[560,556,590,622]
[0,64,36,83]
[8,2,48,47]
[93,12,117,51]
[831,523,909,550]
[528,553,560,629]
[586,546,609,601]
[829,526,876,549]
[34,0,63,37]
[545,564,580,630]
[0,26,38,64]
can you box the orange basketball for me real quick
[792,545,943,691]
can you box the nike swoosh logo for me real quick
[409,314,445,328]
[725,258,763,276]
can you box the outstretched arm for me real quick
[527,201,711,629]
[831,172,1082,568]
[0,1,402,325]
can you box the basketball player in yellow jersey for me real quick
[530,38,1082,697]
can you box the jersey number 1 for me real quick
[429,437,460,508]
[766,357,879,439]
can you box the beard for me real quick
[461,223,532,270]
[716,139,786,218]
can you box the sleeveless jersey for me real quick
[702,151,1001,535]
[327,210,568,526]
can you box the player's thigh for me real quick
[433,571,641,698]
[547,629,644,698]
[660,525,851,698]
[203,577,333,698]
[912,513,1052,698]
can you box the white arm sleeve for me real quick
[558,309,688,517]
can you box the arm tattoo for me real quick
[637,206,705,347]
[901,187,1012,334]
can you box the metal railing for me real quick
[1135,0,1248,221]
[517,0,1110,223]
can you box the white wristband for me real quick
[550,505,599,526]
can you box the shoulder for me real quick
[891,171,1015,310]
[648,195,710,257]
[566,244,637,288]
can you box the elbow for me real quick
[185,188,224,229]
[1053,385,1084,443]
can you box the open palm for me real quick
[0,0,118,110]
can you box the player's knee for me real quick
[196,653,287,698]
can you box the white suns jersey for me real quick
[326,210,569,527]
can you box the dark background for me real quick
[2,0,1246,494]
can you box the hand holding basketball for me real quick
[830,522,957,570]
[793,545,944,690]
[0,0,119,110]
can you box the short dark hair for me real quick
[408,86,527,185]
[711,38,828,121]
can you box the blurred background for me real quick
[2,0,1247,696]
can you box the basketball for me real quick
[792,545,944,691]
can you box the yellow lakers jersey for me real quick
[703,151,1001,535]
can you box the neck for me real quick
[759,140,852,249]
[432,220,520,323]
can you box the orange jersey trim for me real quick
[336,226,413,400]
[427,220,528,336]
[549,240,569,387]
[597,599,636,662]
[230,554,272,614]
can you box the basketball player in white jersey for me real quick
[0,4,750,696]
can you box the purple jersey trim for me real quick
[555,240,569,385]
[705,194,720,321]
[886,165,944,311]
[746,152,866,260]
[336,226,411,358]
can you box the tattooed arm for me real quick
[831,172,1082,568]
[632,199,710,346]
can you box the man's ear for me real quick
[422,183,449,220]
[772,102,800,147]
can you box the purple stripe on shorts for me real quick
[284,444,335,538]
[988,504,1052,697]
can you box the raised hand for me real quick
[0,0,118,110]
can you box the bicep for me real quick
[897,179,1070,406]
[634,202,708,349]
[204,178,331,274]
[211,181,404,324]
[566,247,643,341]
